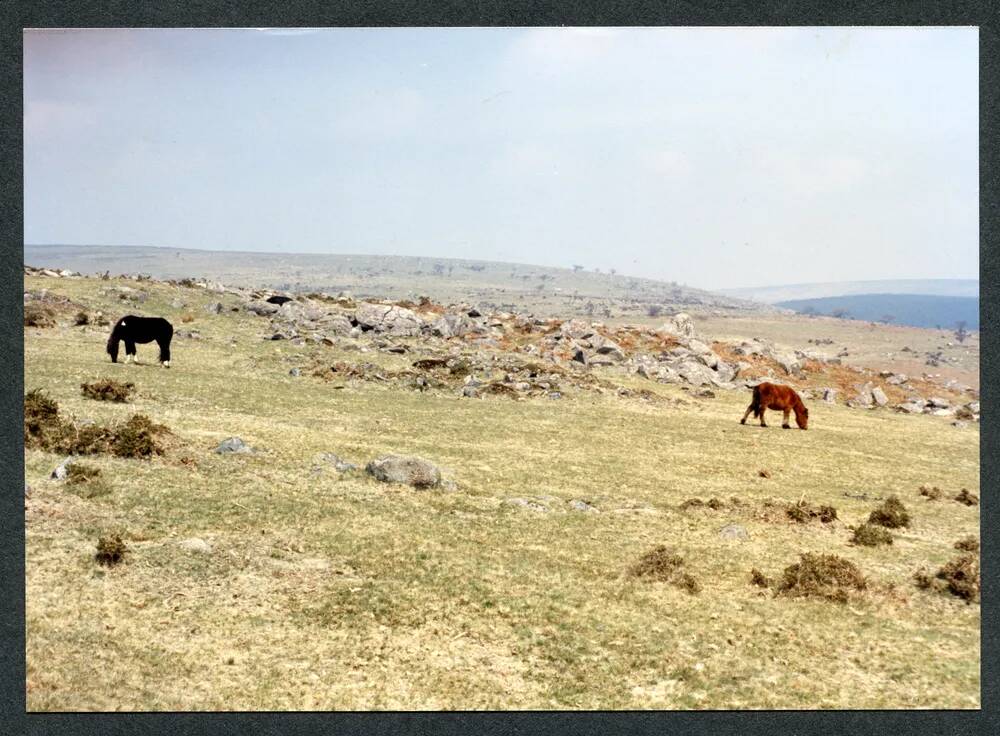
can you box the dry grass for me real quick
[23,273,981,711]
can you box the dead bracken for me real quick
[954,489,979,506]
[95,534,128,567]
[24,303,57,327]
[81,379,135,402]
[868,496,910,529]
[786,500,838,524]
[916,554,980,603]
[775,553,867,603]
[954,536,979,553]
[850,523,893,547]
[627,545,701,594]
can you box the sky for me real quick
[23,27,978,290]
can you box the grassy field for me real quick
[24,276,980,710]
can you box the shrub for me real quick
[868,496,910,528]
[24,303,56,327]
[95,534,128,566]
[627,545,701,595]
[74,311,90,326]
[850,523,893,547]
[954,536,979,553]
[775,553,866,603]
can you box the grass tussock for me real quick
[94,534,128,567]
[679,497,726,511]
[786,500,838,524]
[919,485,942,500]
[81,379,135,402]
[868,496,910,529]
[181,313,195,323]
[850,523,893,547]
[775,553,867,604]
[24,390,169,458]
[954,489,978,506]
[750,568,771,588]
[65,463,101,485]
[627,546,701,594]
[73,311,89,326]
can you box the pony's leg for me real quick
[125,341,137,364]
[159,339,171,367]
[740,403,755,424]
[759,408,767,427]
[782,408,791,429]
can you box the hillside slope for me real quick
[24,272,980,710]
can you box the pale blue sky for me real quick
[24,27,978,289]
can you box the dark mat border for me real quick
[3,2,996,735]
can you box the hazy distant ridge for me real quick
[720,279,979,304]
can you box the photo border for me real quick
[3,2,996,734]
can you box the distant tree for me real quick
[594,268,601,274]
[535,283,545,292]
[572,264,584,273]
[880,314,895,325]
[584,301,595,316]
[955,321,970,343]
[433,262,445,276]
[831,308,850,319]
[609,268,617,278]
[647,304,663,318]
[800,305,817,317]
[601,305,612,318]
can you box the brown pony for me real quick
[741,382,809,429]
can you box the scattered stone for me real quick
[205,302,224,314]
[178,538,213,554]
[289,368,301,377]
[504,497,549,512]
[24,482,32,499]
[316,453,357,473]
[719,524,748,541]
[365,454,441,488]
[215,437,254,454]
[50,457,74,480]
[568,499,599,513]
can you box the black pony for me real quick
[107,315,174,367]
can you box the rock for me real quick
[694,387,716,398]
[50,457,73,480]
[320,314,354,337]
[952,421,969,429]
[968,401,980,414]
[365,455,441,488]
[289,368,301,377]
[568,499,599,513]
[886,374,908,385]
[170,299,186,309]
[871,387,889,407]
[592,336,626,361]
[719,524,748,541]
[660,312,696,338]
[929,407,956,417]
[178,538,212,554]
[676,360,717,387]
[24,482,31,499]
[571,348,587,365]
[774,351,802,376]
[548,391,562,400]
[205,302,224,314]
[215,437,254,454]
[713,360,736,384]
[822,388,838,403]
[560,320,594,340]
[245,300,279,316]
[355,302,424,336]
[431,313,483,338]
[462,385,480,398]
[316,453,357,472]
[927,397,950,409]
[504,497,549,512]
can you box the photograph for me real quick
[22,26,979,711]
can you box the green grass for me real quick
[24,275,980,710]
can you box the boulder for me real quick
[774,351,802,376]
[713,361,736,384]
[927,397,951,409]
[431,313,482,338]
[245,300,279,316]
[676,360,717,387]
[660,312,696,338]
[365,455,441,488]
[205,302,224,314]
[354,303,424,336]
[871,387,889,407]
[885,374,908,386]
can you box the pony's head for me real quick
[794,402,809,430]
[106,319,123,362]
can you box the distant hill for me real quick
[720,279,979,304]
[23,244,772,318]
[775,293,979,330]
